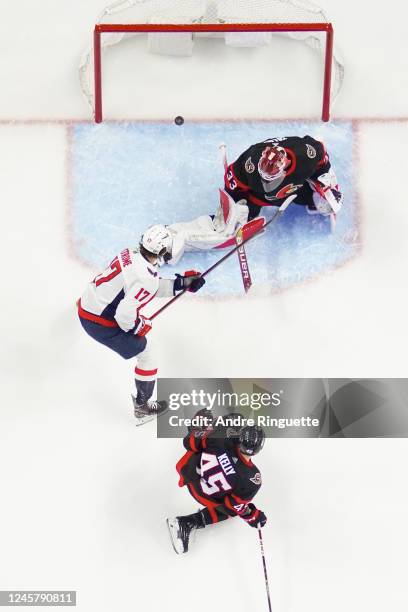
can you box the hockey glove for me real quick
[311,189,343,216]
[174,270,205,294]
[307,168,343,215]
[134,315,152,337]
[242,503,267,529]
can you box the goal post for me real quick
[80,0,343,123]
[93,22,334,123]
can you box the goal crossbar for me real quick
[93,22,334,122]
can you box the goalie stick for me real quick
[219,143,253,293]
[235,226,252,293]
[149,194,296,321]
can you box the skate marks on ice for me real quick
[69,121,358,296]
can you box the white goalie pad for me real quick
[316,167,338,190]
[167,215,222,264]
[214,189,249,234]
[309,192,333,216]
[311,190,342,215]
[166,194,249,264]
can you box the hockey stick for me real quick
[150,194,296,321]
[235,226,252,293]
[219,142,228,172]
[258,528,272,612]
[219,143,253,293]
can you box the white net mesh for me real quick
[95,0,329,24]
[79,0,344,117]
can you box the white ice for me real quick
[1,1,408,611]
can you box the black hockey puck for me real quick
[174,115,184,126]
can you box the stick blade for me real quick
[279,193,298,211]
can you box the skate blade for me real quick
[134,413,156,427]
[132,396,169,426]
[132,394,157,426]
[166,518,184,555]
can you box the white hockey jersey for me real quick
[79,248,174,332]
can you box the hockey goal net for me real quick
[79,0,344,123]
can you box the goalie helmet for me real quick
[238,425,265,456]
[140,225,172,262]
[258,145,290,182]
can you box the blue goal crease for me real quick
[70,120,357,296]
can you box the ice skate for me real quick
[166,512,205,554]
[132,395,168,426]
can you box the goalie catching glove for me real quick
[174,270,205,294]
[307,167,343,216]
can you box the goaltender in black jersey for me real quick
[167,415,267,554]
[224,135,343,221]
[162,135,344,265]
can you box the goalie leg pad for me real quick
[214,189,249,233]
[167,215,217,263]
[165,198,251,262]
[166,208,248,260]
[215,216,266,249]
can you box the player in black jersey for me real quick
[167,417,267,554]
[163,135,343,264]
[224,135,343,221]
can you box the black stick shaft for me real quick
[150,194,295,321]
[258,528,272,612]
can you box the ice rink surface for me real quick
[1,1,408,611]
[72,120,355,293]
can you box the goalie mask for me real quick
[140,224,172,264]
[258,146,290,182]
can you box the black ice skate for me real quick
[132,396,168,426]
[132,379,168,426]
[166,512,205,554]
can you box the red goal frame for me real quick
[93,22,334,123]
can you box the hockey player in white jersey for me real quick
[77,225,205,424]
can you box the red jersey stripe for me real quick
[175,450,195,487]
[77,299,119,328]
[189,432,198,452]
[231,492,252,504]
